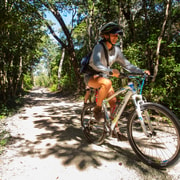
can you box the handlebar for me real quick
[94,72,153,94]
[119,72,152,79]
[118,73,153,95]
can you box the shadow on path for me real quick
[5,88,171,179]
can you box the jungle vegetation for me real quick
[0,0,179,118]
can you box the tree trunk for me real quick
[119,1,135,42]
[58,48,65,89]
[13,56,22,93]
[42,2,81,92]
[152,0,170,82]
[87,2,95,51]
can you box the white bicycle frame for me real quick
[102,84,151,136]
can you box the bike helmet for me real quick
[100,22,123,36]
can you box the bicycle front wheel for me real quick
[81,103,106,145]
[128,102,180,169]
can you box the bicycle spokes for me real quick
[128,103,180,168]
[81,104,106,145]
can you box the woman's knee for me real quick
[100,78,112,90]
[88,77,112,91]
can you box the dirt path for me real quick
[0,88,180,180]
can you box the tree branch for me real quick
[152,0,170,82]
[45,21,67,48]
[42,2,73,48]
[36,11,67,48]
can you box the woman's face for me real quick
[109,34,119,44]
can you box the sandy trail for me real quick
[0,88,179,180]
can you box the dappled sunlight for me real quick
[1,88,175,180]
[9,88,141,170]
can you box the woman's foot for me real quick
[117,132,127,141]
[112,130,127,141]
[93,106,104,122]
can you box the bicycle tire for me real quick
[127,102,180,169]
[81,103,106,145]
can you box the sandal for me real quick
[112,130,127,141]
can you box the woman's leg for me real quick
[87,75,112,121]
[88,76,112,107]
[84,86,90,104]
[107,87,116,113]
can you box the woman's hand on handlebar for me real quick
[109,69,151,78]
[112,69,120,78]
[144,70,150,75]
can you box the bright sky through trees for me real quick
[45,11,72,36]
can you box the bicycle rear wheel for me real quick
[81,103,106,145]
[128,102,180,169]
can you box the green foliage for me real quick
[34,74,50,87]
[123,43,146,69]
[0,105,10,119]
[0,0,45,103]
[0,130,10,154]
[23,73,33,90]
[50,84,58,92]
[147,56,180,117]
[59,74,71,88]
[0,0,179,119]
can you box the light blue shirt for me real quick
[88,42,143,75]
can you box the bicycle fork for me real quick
[132,94,154,137]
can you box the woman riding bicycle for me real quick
[84,22,150,122]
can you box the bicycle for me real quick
[80,73,180,169]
